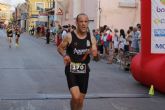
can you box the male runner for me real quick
[15,26,21,47]
[57,13,98,110]
[6,25,13,48]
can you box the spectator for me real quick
[46,28,50,44]
[131,27,140,52]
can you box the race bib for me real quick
[70,62,86,74]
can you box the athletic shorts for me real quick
[16,35,20,37]
[65,65,89,94]
[124,45,129,52]
[114,48,118,53]
[8,36,13,38]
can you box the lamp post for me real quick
[98,0,102,28]
[53,0,55,8]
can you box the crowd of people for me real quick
[28,24,77,45]
[91,24,141,66]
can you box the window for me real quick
[48,1,55,8]
[119,0,137,8]
[36,2,44,11]
[119,0,136,3]
[48,2,53,8]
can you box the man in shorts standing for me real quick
[57,13,98,110]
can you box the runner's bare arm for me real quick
[57,34,72,64]
[57,34,70,57]
[91,35,98,57]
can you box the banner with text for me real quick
[152,0,165,53]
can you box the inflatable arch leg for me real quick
[131,0,165,93]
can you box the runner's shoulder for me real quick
[64,32,72,44]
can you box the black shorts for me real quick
[8,36,13,38]
[114,48,118,53]
[124,45,129,52]
[65,66,89,94]
[16,35,20,37]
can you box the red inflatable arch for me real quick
[131,0,165,93]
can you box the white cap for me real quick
[106,30,111,34]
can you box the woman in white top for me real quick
[119,29,126,51]
[112,29,119,62]
[113,29,119,53]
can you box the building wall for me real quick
[0,3,12,25]
[99,0,141,30]
[55,0,71,26]
[60,0,140,31]
[83,0,98,31]
[28,0,50,27]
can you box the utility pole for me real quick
[53,0,55,8]
[15,7,18,25]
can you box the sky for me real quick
[0,0,25,7]
[0,0,25,11]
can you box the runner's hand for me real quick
[93,54,99,62]
[63,55,71,65]
[92,49,99,61]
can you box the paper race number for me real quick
[70,62,86,73]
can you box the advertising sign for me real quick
[152,0,165,53]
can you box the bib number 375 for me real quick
[70,62,86,74]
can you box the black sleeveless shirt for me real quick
[66,31,92,64]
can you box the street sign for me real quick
[56,8,63,15]
[31,14,38,18]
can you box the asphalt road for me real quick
[0,29,165,110]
